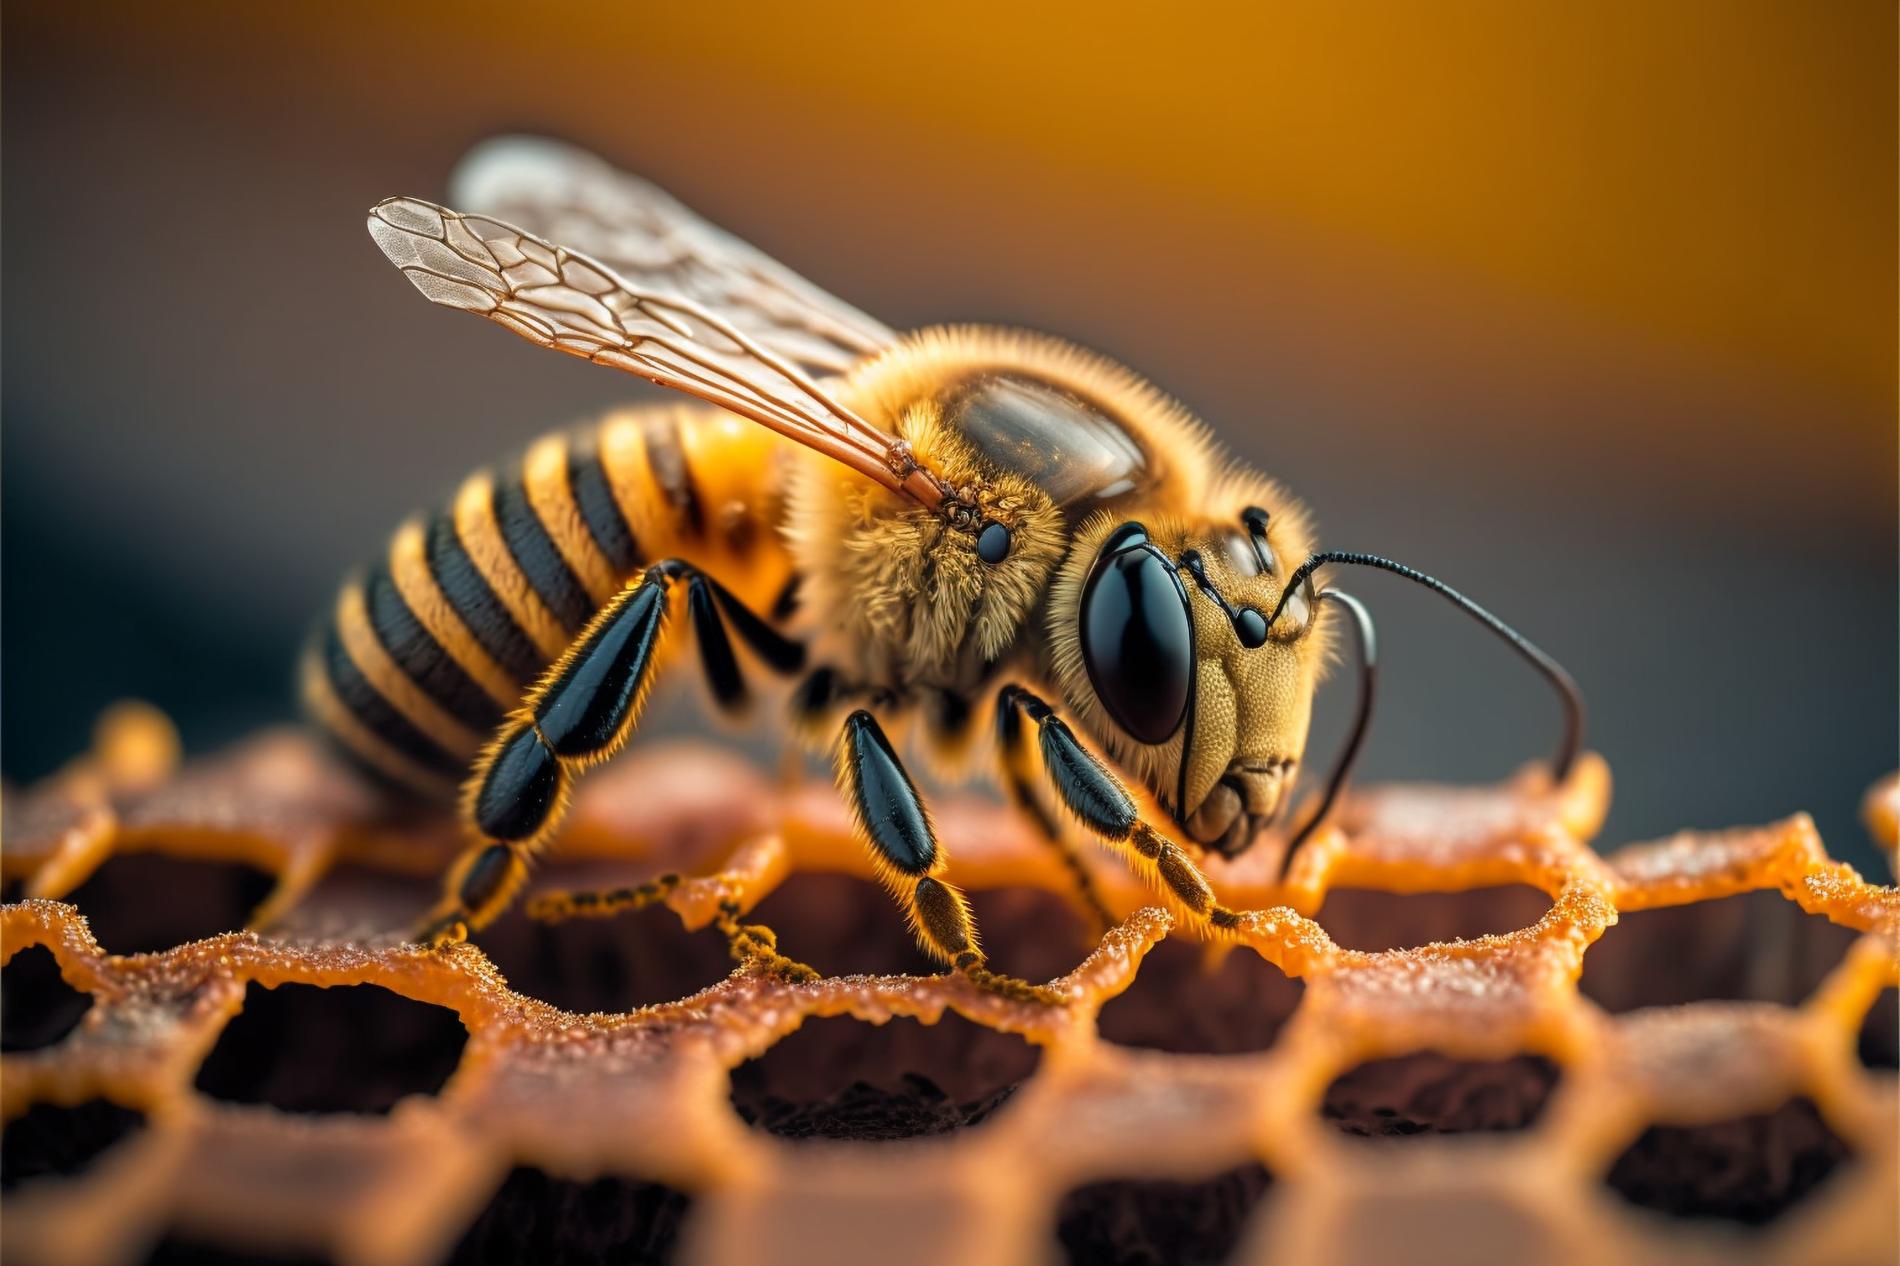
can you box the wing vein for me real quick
[368,185,949,515]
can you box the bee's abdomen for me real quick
[303,404,791,798]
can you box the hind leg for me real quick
[524,875,818,982]
[835,709,1062,1006]
[417,560,803,944]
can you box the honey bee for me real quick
[313,138,1582,999]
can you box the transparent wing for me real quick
[449,136,895,377]
[367,197,949,513]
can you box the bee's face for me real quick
[1050,507,1325,858]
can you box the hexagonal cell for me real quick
[729,1012,1041,1141]
[1858,988,1896,1070]
[741,872,1097,985]
[63,853,275,955]
[1317,884,1553,953]
[1097,938,1303,1055]
[964,884,1103,986]
[443,1167,691,1266]
[1603,1096,1850,1224]
[1,1099,145,1192]
[742,872,942,978]
[2,944,92,1051]
[193,982,467,1114]
[1055,1163,1272,1266]
[264,864,429,942]
[1322,1052,1561,1137]
[1581,891,1860,1012]
[484,862,739,1013]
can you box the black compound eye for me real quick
[1079,524,1193,744]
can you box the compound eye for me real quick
[1270,574,1317,642]
[1080,525,1193,744]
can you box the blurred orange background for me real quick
[3,1,1893,866]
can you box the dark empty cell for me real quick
[194,982,466,1114]
[1322,1052,1561,1136]
[2,944,93,1051]
[1604,1097,1850,1225]
[1,1099,145,1192]
[1581,891,1861,1012]
[729,1013,1040,1141]
[444,1167,691,1266]
[1317,885,1551,953]
[1055,1163,1272,1266]
[737,1073,1022,1142]
[963,885,1098,985]
[744,862,1088,986]
[142,1236,335,1266]
[272,865,438,941]
[1098,936,1303,1055]
[742,872,941,979]
[481,867,736,1014]
[1858,988,1896,1070]
[62,853,276,955]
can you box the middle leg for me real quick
[836,709,1061,1005]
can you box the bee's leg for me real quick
[523,877,819,982]
[995,686,1116,933]
[523,871,684,923]
[708,898,821,981]
[996,686,1243,936]
[836,709,1063,1005]
[416,561,806,946]
[414,566,676,945]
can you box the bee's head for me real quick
[1049,502,1328,858]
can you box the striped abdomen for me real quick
[303,403,796,796]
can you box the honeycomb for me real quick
[2,703,1895,1266]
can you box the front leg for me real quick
[995,686,1115,932]
[996,686,1242,935]
[417,560,802,944]
[837,710,1061,1005]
